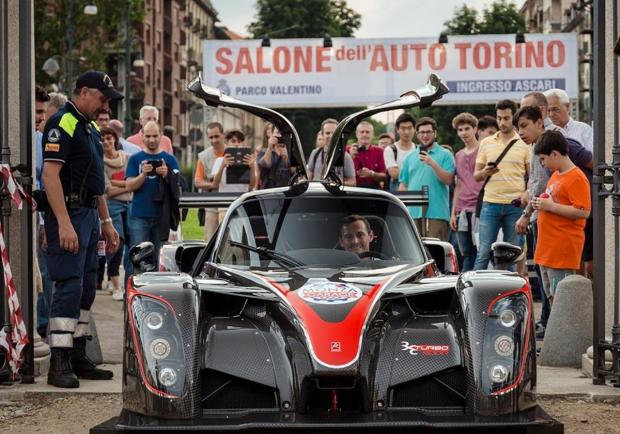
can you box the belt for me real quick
[65,195,98,209]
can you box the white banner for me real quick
[203,34,578,108]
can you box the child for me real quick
[211,129,257,192]
[532,130,591,304]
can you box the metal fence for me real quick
[592,0,620,386]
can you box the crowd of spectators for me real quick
[188,88,592,341]
[34,83,594,347]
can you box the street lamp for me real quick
[124,0,133,136]
[83,1,98,15]
[42,56,61,77]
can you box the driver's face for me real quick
[339,220,374,255]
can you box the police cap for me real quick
[75,71,124,101]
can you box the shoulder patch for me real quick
[45,143,60,152]
[47,128,61,143]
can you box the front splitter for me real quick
[91,406,563,433]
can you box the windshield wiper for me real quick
[228,240,303,268]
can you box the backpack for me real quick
[383,145,398,191]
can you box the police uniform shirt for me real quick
[42,101,105,199]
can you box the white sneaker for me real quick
[112,288,125,301]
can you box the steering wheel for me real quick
[358,250,390,260]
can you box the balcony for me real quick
[164,53,172,72]
[164,16,172,35]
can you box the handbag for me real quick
[475,138,519,217]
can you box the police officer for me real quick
[41,71,122,388]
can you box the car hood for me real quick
[201,262,444,369]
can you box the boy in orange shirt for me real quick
[532,130,591,304]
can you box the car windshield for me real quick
[214,196,425,269]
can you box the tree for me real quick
[248,0,361,39]
[35,0,144,91]
[443,1,525,36]
[443,4,480,35]
[247,0,363,153]
[425,0,525,149]
[478,1,526,35]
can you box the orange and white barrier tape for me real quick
[0,164,33,378]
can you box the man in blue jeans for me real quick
[473,100,531,270]
[126,121,180,260]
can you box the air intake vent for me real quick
[201,369,278,409]
[389,368,467,408]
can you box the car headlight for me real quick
[129,295,186,397]
[482,291,531,395]
[498,309,516,327]
[158,367,178,386]
[494,335,514,357]
[489,364,509,383]
[150,338,171,360]
[145,312,164,330]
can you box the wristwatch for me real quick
[101,217,113,225]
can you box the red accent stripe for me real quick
[487,283,533,396]
[269,279,385,367]
[127,278,178,399]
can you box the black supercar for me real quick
[92,74,563,433]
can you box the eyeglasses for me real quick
[417,130,435,135]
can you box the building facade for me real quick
[181,1,264,168]
[130,0,187,156]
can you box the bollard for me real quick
[539,274,593,367]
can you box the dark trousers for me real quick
[44,207,99,348]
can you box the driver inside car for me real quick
[339,215,376,258]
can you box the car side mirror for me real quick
[490,241,524,270]
[129,241,156,274]
[422,238,458,274]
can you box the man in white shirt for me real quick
[544,88,593,152]
[383,113,416,191]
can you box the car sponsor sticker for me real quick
[330,341,341,352]
[298,281,362,305]
[401,341,450,356]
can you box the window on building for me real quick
[145,63,151,86]
[157,68,162,90]
[157,30,161,51]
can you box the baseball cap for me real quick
[75,71,124,101]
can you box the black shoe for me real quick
[71,348,113,380]
[47,350,79,388]
[535,325,546,340]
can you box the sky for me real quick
[211,0,505,39]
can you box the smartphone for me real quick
[146,159,163,168]
[225,147,251,165]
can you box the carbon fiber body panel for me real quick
[91,405,562,433]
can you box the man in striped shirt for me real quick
[473,99,531,270]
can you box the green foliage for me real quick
[35,0,144,89]
[443,0,525,36]
[247,0,364,154]
[433,0,525,149]
[443,4,480,35]
[248,0,361,39]
[478,1,526,34]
